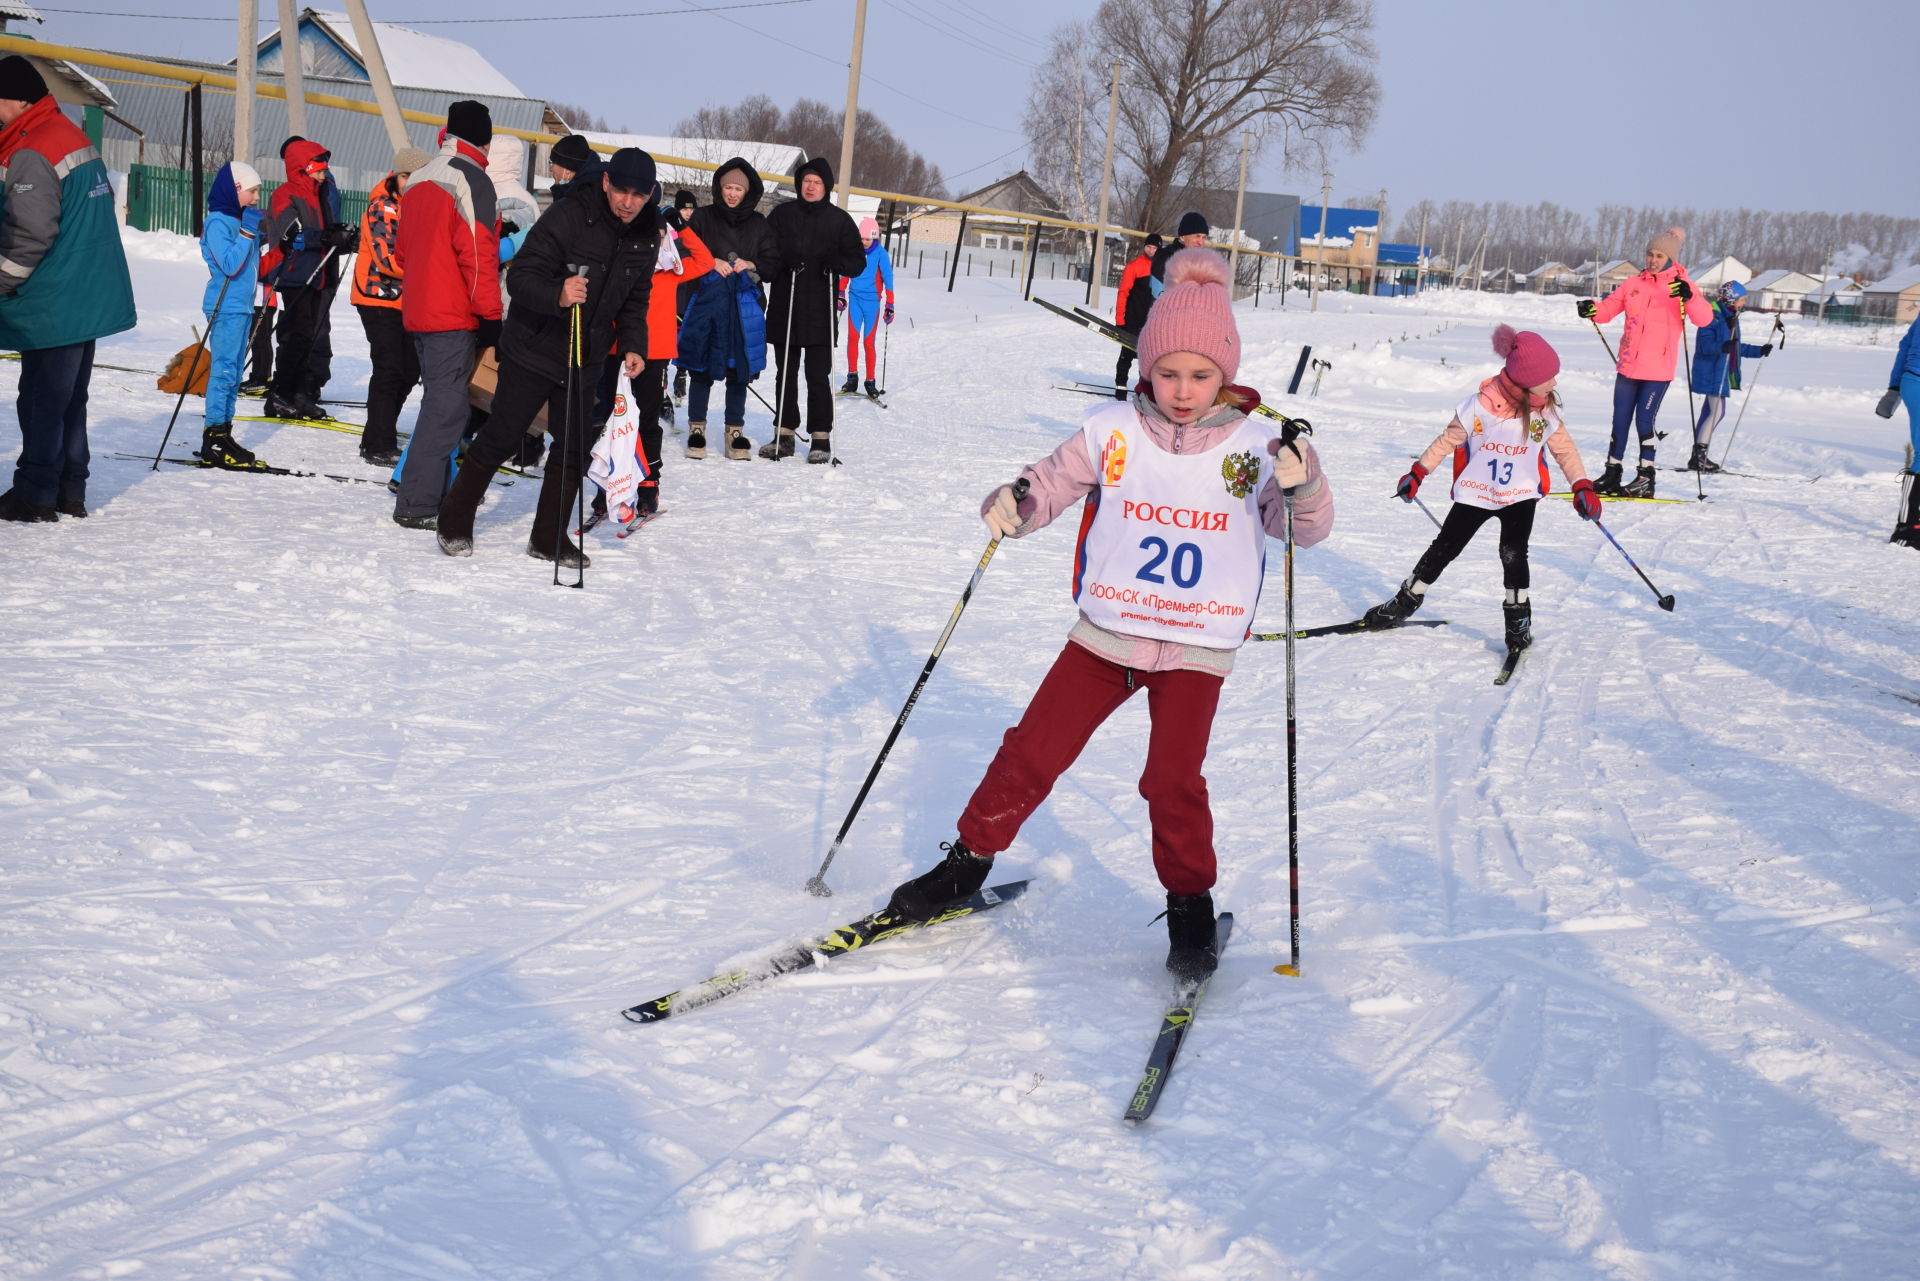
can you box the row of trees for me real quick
[1025,0,1378,241]
[1392,200,1920,281]
[672,95,946,199]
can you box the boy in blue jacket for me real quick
[199,161,267,468]
[1876,312,1920,547]
[1687,280,1773,472]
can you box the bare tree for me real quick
[1072,0,1377,235]
[1023,21,1107,252]
[547,100,619,133]
[673,98,946,197]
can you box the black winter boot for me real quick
[1621,464,1656,498]
[436,456,499,556]
[1164,891,1219,983]
[1360,577,1423,629]
[0,488,57,522]
[1688,443,1721,473]
[807,433,834,464]
[1594,461,1624,495]
[759,430,797,460]
[864,379,881,399]
[1503,599,1533,652]
[526,465,591,569]
[886,840,992,923]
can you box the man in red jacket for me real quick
[1112,233,1160,398]
[390,100,501,529]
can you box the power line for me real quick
[29,1,813,20]
[941,140,1029,187]
[879,0,1037,71]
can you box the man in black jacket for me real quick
[761,156,866,462]
[435,147,661,566]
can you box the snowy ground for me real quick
[3,230,1918,1280]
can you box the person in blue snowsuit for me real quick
[1686,280,1773,472]
[1878,311,1920,547]
[837,216,894,396]
[198,161,266,469]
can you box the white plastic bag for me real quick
[587,371,649,521]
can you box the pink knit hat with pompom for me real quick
[1136,248,1239,383]
[1492,323,1559,387]
[1646,225,1685,262]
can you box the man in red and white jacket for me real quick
[391,99,501,529]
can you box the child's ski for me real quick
[617,509,666,538]
[1124,913,1234,1123]
[1286,346,1313,395]
[1251,618,1448,642]
[620,881,1030,1024]
[1494,645,1526,686]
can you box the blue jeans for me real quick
[11,340,94,506]
[686,372,749,429]
[1902,371,1920,473]
[1609,375,1669,464]
[203,310,250,428]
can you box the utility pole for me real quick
[1087,59,1122,309]
[1371,186,1385,294]
[1310,170,1331,312]
[1817,244,1833,324]
[1227,131,1250,297]
[835,0,869,210]
[1415,208,1429,295]
[275,0,308,139]
[234,0,257,164]
[342,0,409,152]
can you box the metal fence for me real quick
[125,163,369,237]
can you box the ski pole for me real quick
[1412,491,1443,530]
[1274,480,1303,977]
[880,306,891,393]
[1679,289,1702,501]
[804,477,1031,898]
[1589,317,1617,365]
[776,269,798,451]
[151,278,234,469]
[554,265,588,588]
[1717,315,1783,469]
[1595,520,1676,611]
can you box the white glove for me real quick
[1271,440,1309,490]
[983,484,1021,538]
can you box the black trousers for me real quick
[270,285,326,400]
[1115,327,1139,387]
[772,337,833,435]
[355,304,419,455]
[592,353,666,481]
[246,305,275,385]
[464,355,591,476]
[1412,498,1538,591]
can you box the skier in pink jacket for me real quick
[882,250,1334,983]
[1577,226,1711,497]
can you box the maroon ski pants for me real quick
[956,641,1223,895]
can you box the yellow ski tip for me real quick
[1273,963,1301,977]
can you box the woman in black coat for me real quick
[760,156,866,461]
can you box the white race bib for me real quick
[1447,391,1555,510]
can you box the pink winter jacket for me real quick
[1414,376,1590,486]
[1592,262,1712,382]
[986,391,1335,677]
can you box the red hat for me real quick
[1137,249,1239,383]
[1492,324,1558,387]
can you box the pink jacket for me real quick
[1415,376,1590,485]
[1592,262,1712,382]
[988,391,1335,675]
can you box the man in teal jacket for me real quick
[0,56,136,521]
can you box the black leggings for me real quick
[1412,499,1538,591]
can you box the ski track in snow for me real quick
[2,229,1918,1278]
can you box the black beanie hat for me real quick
[1176,210,1209,239]
[1144,233,1163,248]
[0,56,50,104]
[674,188,697,211]
[445,99,492,149]
[605,147,656,195]
[550,133,594,172]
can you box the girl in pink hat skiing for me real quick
[882,249,1335,981]
[1360,325,1603,669]
[837,216,895,398]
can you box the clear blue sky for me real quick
[28,0,1914,217]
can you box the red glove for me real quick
[1571,478,1602,521]
[1395,462,1428,502]
[834,293,847,314]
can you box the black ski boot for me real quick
[262,392,306,422]
[886,840,992,923]
[1620,463,1657,499]
[672,369,687,402]
[1360,577,1423,629]
[864,379,881,399]
[840,372,859,394]
[1593,461,1624,496]
[1503,599,1533,652]
[1688,443,1721,473]
[200,423,261,470]
[1164,891,1218,983]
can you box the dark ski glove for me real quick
[1669,279,1692,301]
[473,317,502,353]
[500,219,521,237]
[1722,340,1738,355]
[1395,462,1428,502]
[883,304,894,325]
[1570,478,1602,521]
[1877,387,1902,418]
[1758,343,1773,357]
[1576,299,1597,319]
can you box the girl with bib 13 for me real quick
[883,249,1335,983]
[1360,325,1602,651]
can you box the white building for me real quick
[1744,269,1823,311]
[1692,255,1752,292]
